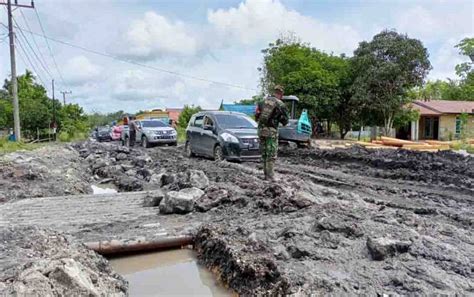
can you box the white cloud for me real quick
[395,5,473,42]
[429,38,471,80]
[207,0,361,54]
[63,56,102,86]
[118,11,200,60]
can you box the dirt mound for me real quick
[195,225,290,296]
[0,145,91,202]
[280,146,474,189]
[0,226,127,296]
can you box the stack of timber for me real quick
[356,137,452,151]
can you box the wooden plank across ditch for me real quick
[0,191,192,243]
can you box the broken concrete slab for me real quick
[159,187,204,214]
[367,237,412,260]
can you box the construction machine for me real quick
[278,95,312,147]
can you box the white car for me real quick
[122,119,178,148]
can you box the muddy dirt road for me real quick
[1,141,473,295]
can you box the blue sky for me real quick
[0,0,472,113]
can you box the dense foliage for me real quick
[1,71,89,141]
[177,105,202,128]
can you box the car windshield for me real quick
[215,114,257,129]
[98,127,109,132]
[141,120,166,128]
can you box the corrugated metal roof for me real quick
[222,104,256,116]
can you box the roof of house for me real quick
[412,100,474,116]
[165,108,183,112]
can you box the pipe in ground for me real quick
[85,236,194,256]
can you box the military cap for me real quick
[273,85,284,93]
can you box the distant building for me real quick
[221,104,257,116]
[407,100,474,141]
[165,108,183,123]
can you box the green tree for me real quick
[3,71,52,138]
[234,95,263,105]
[412,38,473,101]
[259,36,356,138]
[177,105,201,128]
[352,30,431,135]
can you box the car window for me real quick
[215,114,257,129]
[204,116,214,127]
[194,116,204,128]
[141,120,166,128]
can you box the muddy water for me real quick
[109,249,233,296]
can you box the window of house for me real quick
[455,117,461,135]
[194,115,204,128]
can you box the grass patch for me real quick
[0,137,45,155]
[177,127,186,144]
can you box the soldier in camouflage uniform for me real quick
[255,85,289,181]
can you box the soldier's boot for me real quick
[266,161,275,181]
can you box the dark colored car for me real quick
[96,126,112,142]
[185,111,260,161]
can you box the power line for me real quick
[2,22,256,91]
[33,6,66,87]
[13,15,53,82]
[15,36,46,86]
[19,9,54,79]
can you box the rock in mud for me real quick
[0,226,127,296]
[159,187,204,214]
[187,170,209,190]
[142,190,164,207]
[367,237,412,260]
[115,175,143,191]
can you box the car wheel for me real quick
[214,145,224,161]
[169,142,178,146]
[185,141,194,157]
[142,136,150,148]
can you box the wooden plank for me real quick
[380,136,417,145]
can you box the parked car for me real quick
[185,111,260,161]
[111,125,124,141]
[122,119,177,148]
[96,126,112,142]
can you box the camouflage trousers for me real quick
[258,127,278,180]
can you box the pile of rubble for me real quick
[0,226,127,296]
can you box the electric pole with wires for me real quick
[60,90,71,105]
[1,0,35,142]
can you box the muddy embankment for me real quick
[1,142,473,295]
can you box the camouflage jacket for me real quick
[256,96,289,132]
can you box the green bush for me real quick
[177,127,186,143]
[58,131,70,142]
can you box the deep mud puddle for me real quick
[109,249,233,296]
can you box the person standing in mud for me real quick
[129,116,137,146]
[255,85,289,181]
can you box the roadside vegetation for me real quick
[0,137,45,155]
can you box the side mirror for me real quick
[203,125,213,131]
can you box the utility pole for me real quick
[1,0,35,142]
[60,90,72,105]
[52,79,57,140]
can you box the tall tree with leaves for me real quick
[259,35,356,137]
[352,30,431,135]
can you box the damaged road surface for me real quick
[1,141,473,295]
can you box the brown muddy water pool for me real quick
[109,249,233,296]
